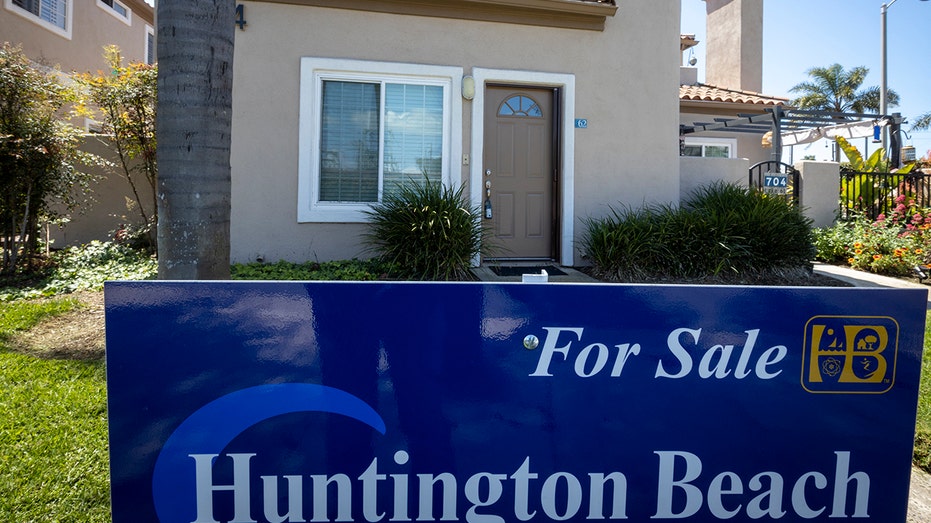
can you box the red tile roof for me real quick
[680,84,788,106]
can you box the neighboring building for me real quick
[679,0,787,166]
[680,68,788,165]
[1,0,156,247]
[230,0,681,266]
[0,0,155,73]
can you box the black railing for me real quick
[749,161,800,205]
[840,168,931,220]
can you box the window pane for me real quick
[146,32,155,64]
[499,95,542,118]
[704,145,730,158]
[112,1,128,17]
[319,81,380,203]
[682,145,702,157]
[13,0,39,16]
[41,0,66,28]
[383,83,443,197]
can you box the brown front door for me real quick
[483,86,556,260]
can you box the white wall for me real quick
[680,157,841,230]
[679,156,749,201]
[797,161,840,229]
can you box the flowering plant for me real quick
[815,195,931,277]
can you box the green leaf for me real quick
[836,137,864,171]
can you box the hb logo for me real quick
[802,316,898,394]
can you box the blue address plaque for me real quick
[104,281,927,522]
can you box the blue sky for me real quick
[681,0,931,162]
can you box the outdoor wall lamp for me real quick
[462,76,475,100]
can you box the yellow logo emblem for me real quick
[802,316,898,393]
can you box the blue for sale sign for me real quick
[104,282,926,522]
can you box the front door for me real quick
[483,86,556,260]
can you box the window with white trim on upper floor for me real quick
[145,25,155,64]
[298,58,462,223]
[680,137,737,159]
[97,0,131,25]
[7,0,72,38]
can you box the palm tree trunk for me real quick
[155,0,234,279]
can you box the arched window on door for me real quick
[498,95,543,118]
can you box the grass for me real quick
[915,323,931,472]
[0,298,111,523]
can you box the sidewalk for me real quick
[813,262,931,296]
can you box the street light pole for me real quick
[881,0,929,156]
[880,0,896,152]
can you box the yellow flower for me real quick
[847,257,855,264]
[916,249,924,255]
[855,249,863,255]
[853,242,863,249]
[873,254,883,260]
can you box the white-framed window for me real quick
[298,58,462,223]
[145,25,155,64]
[680,137,736,158]
[6,0,72,39]
[97,0,131,25]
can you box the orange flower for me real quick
[916,249,924,255]
[855,249,863,255]
[873,254,883,260]
[847,257,855,264]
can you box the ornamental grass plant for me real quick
[363,178,488,281]
[581,182,815,282]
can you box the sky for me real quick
[681,0,931,163]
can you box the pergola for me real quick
[680,107,905,166]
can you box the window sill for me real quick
[252,0,617,31]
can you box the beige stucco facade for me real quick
[704,0,763,93]
[48,135,155,247]
[230,0,682,266]
[0,0,154,73]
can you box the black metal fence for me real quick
[840,168,931,220]
[749,161,800,205]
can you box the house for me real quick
[676,0,839,228]
[1,0,156,247]
[229,0,682,266]
[678,0,787,166]
[0,0,154,74]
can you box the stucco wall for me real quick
[797,160,840,229]
[48,135,154,248]
[704,0,763,93]
[679,156,750,202]
[0,1,153,73]
[229,0,682,265]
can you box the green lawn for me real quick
[0,298,929,522]
[0,298,111,523]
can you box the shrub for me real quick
[814,196,931,277]
[363,178,487,281]
[230,259,392,281]
[581,182,814,281]
[0,241,156,300]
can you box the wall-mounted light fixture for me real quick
[462,76,475,100]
